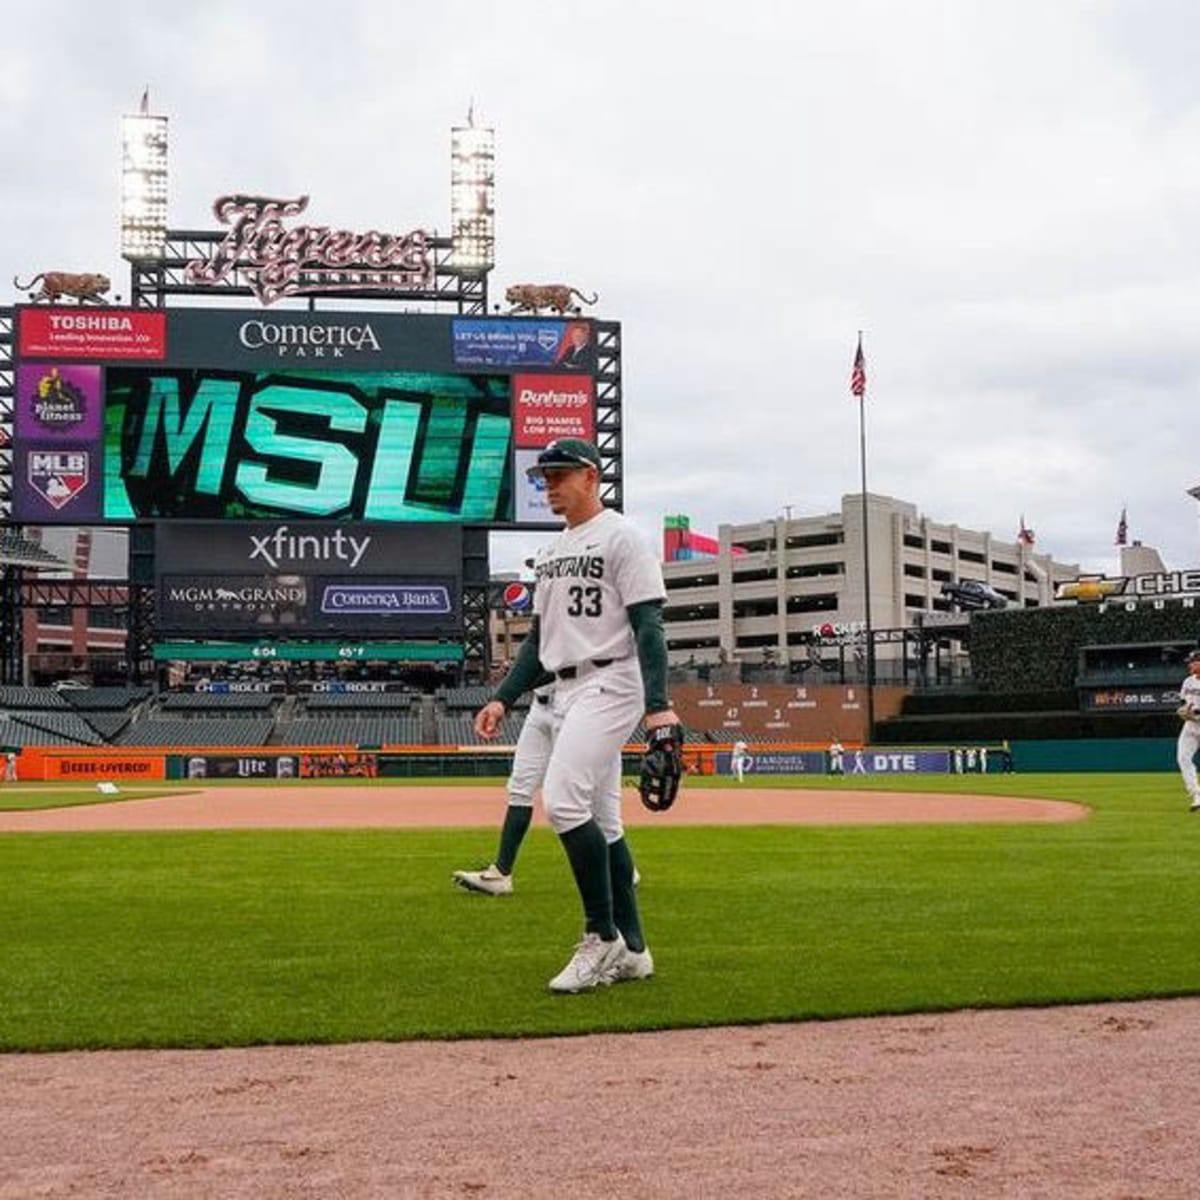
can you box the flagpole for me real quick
[855,331,876,740]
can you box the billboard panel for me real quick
[155,521,462,636]
[12,308,609,528]
[18,310,167,360]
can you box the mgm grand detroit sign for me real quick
[1055,570,1200,612]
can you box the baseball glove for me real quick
[639,723,684,811]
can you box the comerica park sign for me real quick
[185,195,435,306]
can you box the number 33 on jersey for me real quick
[533,509,665,673]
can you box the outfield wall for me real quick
[8,737,1179,781]
[1011,737,1177,773]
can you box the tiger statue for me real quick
[505,283,599,316]
[13,272,112,305]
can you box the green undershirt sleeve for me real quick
[628,599,671,715]
[492,618,546,709]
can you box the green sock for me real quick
[495,804,533,876]
[558,820,616,940]
[608,837,645,953]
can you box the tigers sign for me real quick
[184,195,435,306]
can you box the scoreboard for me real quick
[12,307,607,528]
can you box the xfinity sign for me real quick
[157,521,460,577]
[249,527,372,570]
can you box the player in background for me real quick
[827,738,845,776]
[453,681,555,895]
[453,681,639,895]
[474,438,678,992]
[730,737,750,783]
[1176,649,1200,812]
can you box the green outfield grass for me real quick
[1,772,1197,1051]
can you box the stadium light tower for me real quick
[449,107,495,272]
[120,90,168,260]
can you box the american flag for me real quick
[1018,516,1035,546]
[850,333,866,398]
[1115,506,1128,546]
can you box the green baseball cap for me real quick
[525,438,602,477]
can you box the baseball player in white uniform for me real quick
[453,681,557,896]
[475,438,679,992]
[1176,649,1200,812]
[454,682,637,896]
[828,739,845,776]
[731,738,750,783]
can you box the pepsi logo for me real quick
[503,582,532,611]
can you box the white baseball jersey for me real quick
[532,509,665,673]
[1180,674,1200,717]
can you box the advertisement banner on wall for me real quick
[299,752,378,778]
[1081,686,1179,711]
[452,319,595,370]
[714,748,952,776]
[511,374,595,446]
[13,445,103,522]
[43,754,166,780]
[172,754,298,780]
[714,751,827,775]
[18,309,167,360]
[512,449,555,524]
[14,364,103,439]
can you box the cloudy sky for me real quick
[5,1,1199,576]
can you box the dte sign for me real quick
[871,753,918,773]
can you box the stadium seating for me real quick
[286,714,424,746]
[118,718,274,747]
[0,686,69,711]
[0,711,103,746]
[437,685,493,710]
[61,687,151,711]
[302,692,415,711]
[158,692,276,711]
[437,711,525,746]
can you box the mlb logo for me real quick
[28,450,89,510]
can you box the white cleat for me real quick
[548,932,626,993]
[1190,798,1200,813]
[452,865,513,896]
[606,944,654,984]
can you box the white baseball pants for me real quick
[507,698,556,807]
[1178,722,1200,800]
[543,658,642,843]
